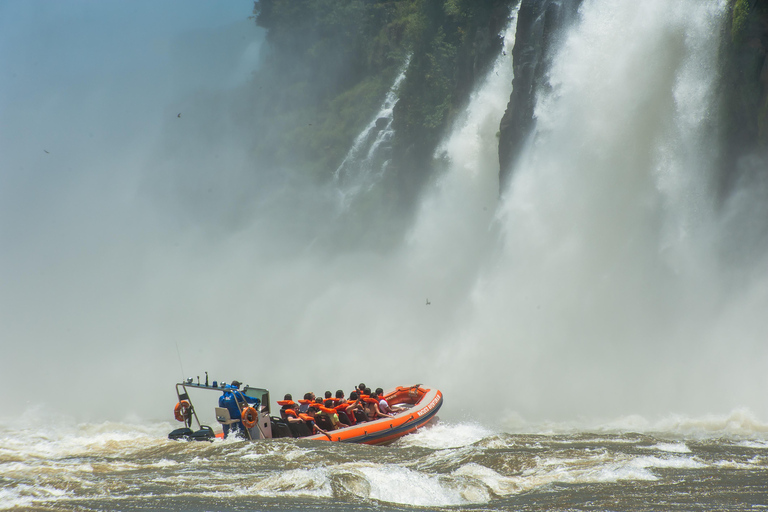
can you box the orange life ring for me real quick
[241,407,257,429]
[174,400,191,422]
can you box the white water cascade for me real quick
[415,0,768,421]
[334,57,411,208]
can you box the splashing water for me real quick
[411,0,768,423]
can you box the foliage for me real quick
[731,0,750,43]
[249,0,512,183]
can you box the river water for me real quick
[2,415,767,511]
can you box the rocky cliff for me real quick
[719,0,768,195]
[497,0,581,193]
[251,0,768,206]
[252,0,514,197]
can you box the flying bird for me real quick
[177,113,181,118]
[43,150,49,154]
[426,299,431,305]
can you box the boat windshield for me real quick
[243,386,270,414]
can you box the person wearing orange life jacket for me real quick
[276,395,316,438]
[305,403,332,439]
[277,394,298,420]
[346,391,367,423]
[331,389,353,425]
[314,397,341,430]
[298,392,315,413]
[363,390,393,421]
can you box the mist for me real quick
[1,0,767,428]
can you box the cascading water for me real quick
[420,0,768,421]
[334,57,411,208]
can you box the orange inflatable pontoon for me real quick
[305,385,442,445]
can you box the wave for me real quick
[497,408,768,437]
[1,417,766,510]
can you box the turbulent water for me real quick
[2,418,767,511]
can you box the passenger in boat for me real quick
[346,391,368,423]
[364,391,393,421]
[325,390,351,425]
[283,406,317,438]
[283,405,305,424]
[306,404,332,439]
[277,394,298,420]
[298,392,315,413]
[375,388,392,415]
[314,397,341,430]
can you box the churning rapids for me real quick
[1,416,767,511]
[3,0,768,510]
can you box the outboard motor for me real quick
[168,427,194,440]
[168,425,215,441]
[190,425,215,442]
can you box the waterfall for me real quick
[406,0,768,421]
[334,57,411,209]
[405,7,520,288]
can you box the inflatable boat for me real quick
[168,381,442,445]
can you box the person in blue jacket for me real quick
[219,380,259,438]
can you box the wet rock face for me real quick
[497,0,582,194]
[719,0,768,193]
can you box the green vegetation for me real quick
[248,0,512,185]
[731,0,750,43]
[718,0,768,191]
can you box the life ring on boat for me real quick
[174,400,191,422]
[241,407,257,429]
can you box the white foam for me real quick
[498,410,768,438]
[398,421,494,450]
[630,455,704,470]
[0,484,69,511]
[356,464,480,506]
[448,451,700,500]
[649,442,691,453]
[453,462,526,496]
[0,420,172,461]
[713,458,763,470]
[244,467,333,498]
[736,440,768,449]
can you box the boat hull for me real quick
[306,386,442,445]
